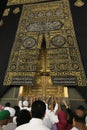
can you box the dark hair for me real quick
[5,102,11,107]
[13,106,20,116]
[31,100,46,119]
[77,105,85,111]
[16,109,31,126]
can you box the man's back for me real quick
[15,100,50,130]
[15,118,50,130]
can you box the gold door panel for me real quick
[22,76,65,97]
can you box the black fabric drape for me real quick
[0,0,87,97]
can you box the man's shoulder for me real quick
[15,124,50,130]
[15,123,29,130]
[70,127,78,130]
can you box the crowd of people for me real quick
[0,96,87,130]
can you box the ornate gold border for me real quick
[7,0,48,6]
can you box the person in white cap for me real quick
[3,107,17,130]
[18,96,31,112]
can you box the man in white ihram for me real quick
[15,100,50,130]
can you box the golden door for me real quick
[19,77,68,98]
[19,46,68,98]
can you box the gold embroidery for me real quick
[13,7,20,14]
[4,0,86,86]
[3,8,10,16]
[7,0,48,5]
[74,0,84,7]
[0,20,4,27]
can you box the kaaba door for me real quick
[21,76,65,97]
[19,47,68,98]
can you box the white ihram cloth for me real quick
[70,127,78,130]
[15,118,50,130]
[43,110,58,129]
[85,115,87,126]
[43,103,59,129]
[3,122,17,130]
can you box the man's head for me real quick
[5,102,11,107]
[31,100,46,119]
[0,110,10,126]
[73,109,86,126]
